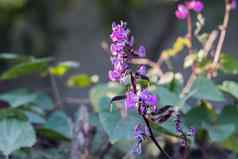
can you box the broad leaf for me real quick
[208,124,235,142]
[98,97,142,143]
[0,89,38,108]
[89,83,125,112]
[25,112,46,124]
[40,111,73,140]
[191,76,224,101]
[155,87,180,106]
[222,135,238,153]
[0,108,27,121]
[32,92,54,111]
[220,54,238,75]
[0,119,36,156]
[184,103,217,128]
[219,81,238,99]
[218,106,238,132]
[1,58,50,80]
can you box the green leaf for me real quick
[155,87,180,106]
[89,83,125,112]
[25,112,46,124]
[41,111,72,140]
[191,76,224,101]
[1,58,50,80]
[0,108,27,121]
[222,135,238,153]
[152,118,179,137]
[184,103,217,128]
[98,97,142,143]
[219,81,238,99]
[32,92,54,111]
[0,119,36,156]
[0,89,38,108]
[220,54,238,75]
[208,124,235,142]
[218,106,238,132]
[49,61,79,76]
[67,74,92,88]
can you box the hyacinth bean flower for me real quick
[231,0,237,10]
[108,21,194,157]
[175,0,204,20]
[176,4,189,20]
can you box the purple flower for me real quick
[108,70,121,81]
[125,91,138,108]
[110,42,126,56]
[110,21,129,42]
[136,46,146,57]
[113,60,128,73]
[139,89,158,106]
[133,124,147,154]
[137,65,147,75]
[231,0,237,10]
[109,21,131,82]
[186,0,204,12]
[175,4,189,20]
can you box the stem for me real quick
[142,116,172,159]
[49,72,63,108]
[187,13,193,56]
[181,72,196,97]
[181,12,196,97]
[213,0,231,65]
[130,73,171,159]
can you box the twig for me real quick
[181,73,196,97]
[181,12,196,97]
[187,13,193,56]
[212,0,231,65]
[49,72,63,108]
[202,30,219,57]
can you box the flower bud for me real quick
[176,4,189,20]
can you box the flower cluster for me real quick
[175,0,204,20]
[108,21,193,157]
[109,21,161,154]
[125,89,158,113]
[108,21,146,82]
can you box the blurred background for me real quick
[0,0,238,159]
[0,0,237,97]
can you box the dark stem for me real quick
[142,115,172,159]
[130,73,172,159]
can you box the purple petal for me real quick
[175,4,189,20]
